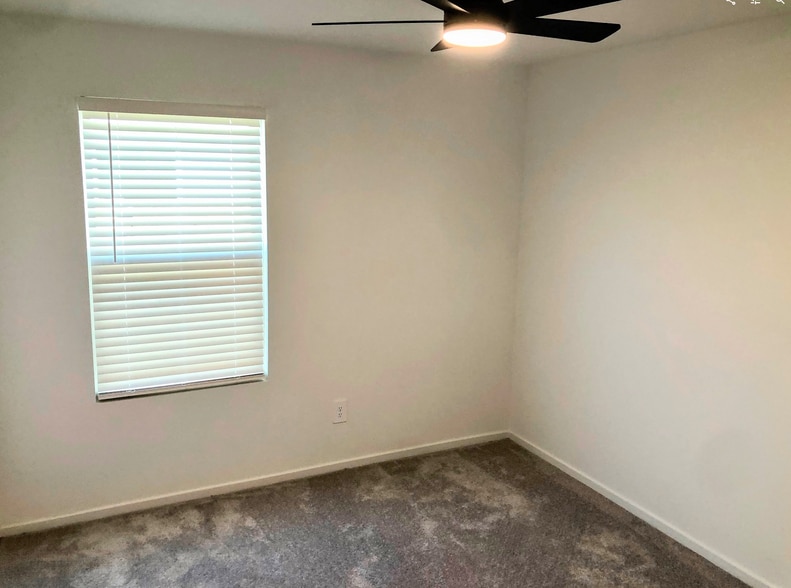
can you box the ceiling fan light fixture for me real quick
[442,22,506,48]
[312,0,622,53]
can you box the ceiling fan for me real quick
[313,0,622,52]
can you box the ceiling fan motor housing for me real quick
[443,9,506,29]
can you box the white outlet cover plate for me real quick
[333,399,347,424]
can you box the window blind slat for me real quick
[97,365,264,395]
[93,283,262,303]
[80,106,267,398]
[98,343,264,371]
[93,308,264,331]
[92,297,264,319]
[85,151,261,161]
[83,161,261,172]
[94,316,264,340]
[96,331,264,356]
[94,292,263,314]
[97,353,263,380]
[92,274,261,293]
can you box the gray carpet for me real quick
[0,440,745,587]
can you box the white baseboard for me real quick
[0,431,508,538]
[3,430,777,588]
[507,432,778,588]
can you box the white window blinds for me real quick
[78,100,268,400]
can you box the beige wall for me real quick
[512,16,791,588]
[0,14,525,530]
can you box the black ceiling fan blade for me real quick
[313,19,445,26]
[506,0,619,19]
[431,39,453,51]
[450,0,508,14]
[508,18,620,42]
[418,0,470,13]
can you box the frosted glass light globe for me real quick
[443,23,506,48]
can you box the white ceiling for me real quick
[0,0,786,63]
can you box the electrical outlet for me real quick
[333,399,347,424]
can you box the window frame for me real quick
[77,97,269,402]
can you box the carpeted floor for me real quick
[0,440,745,587]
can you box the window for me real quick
[78,98,268,401]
